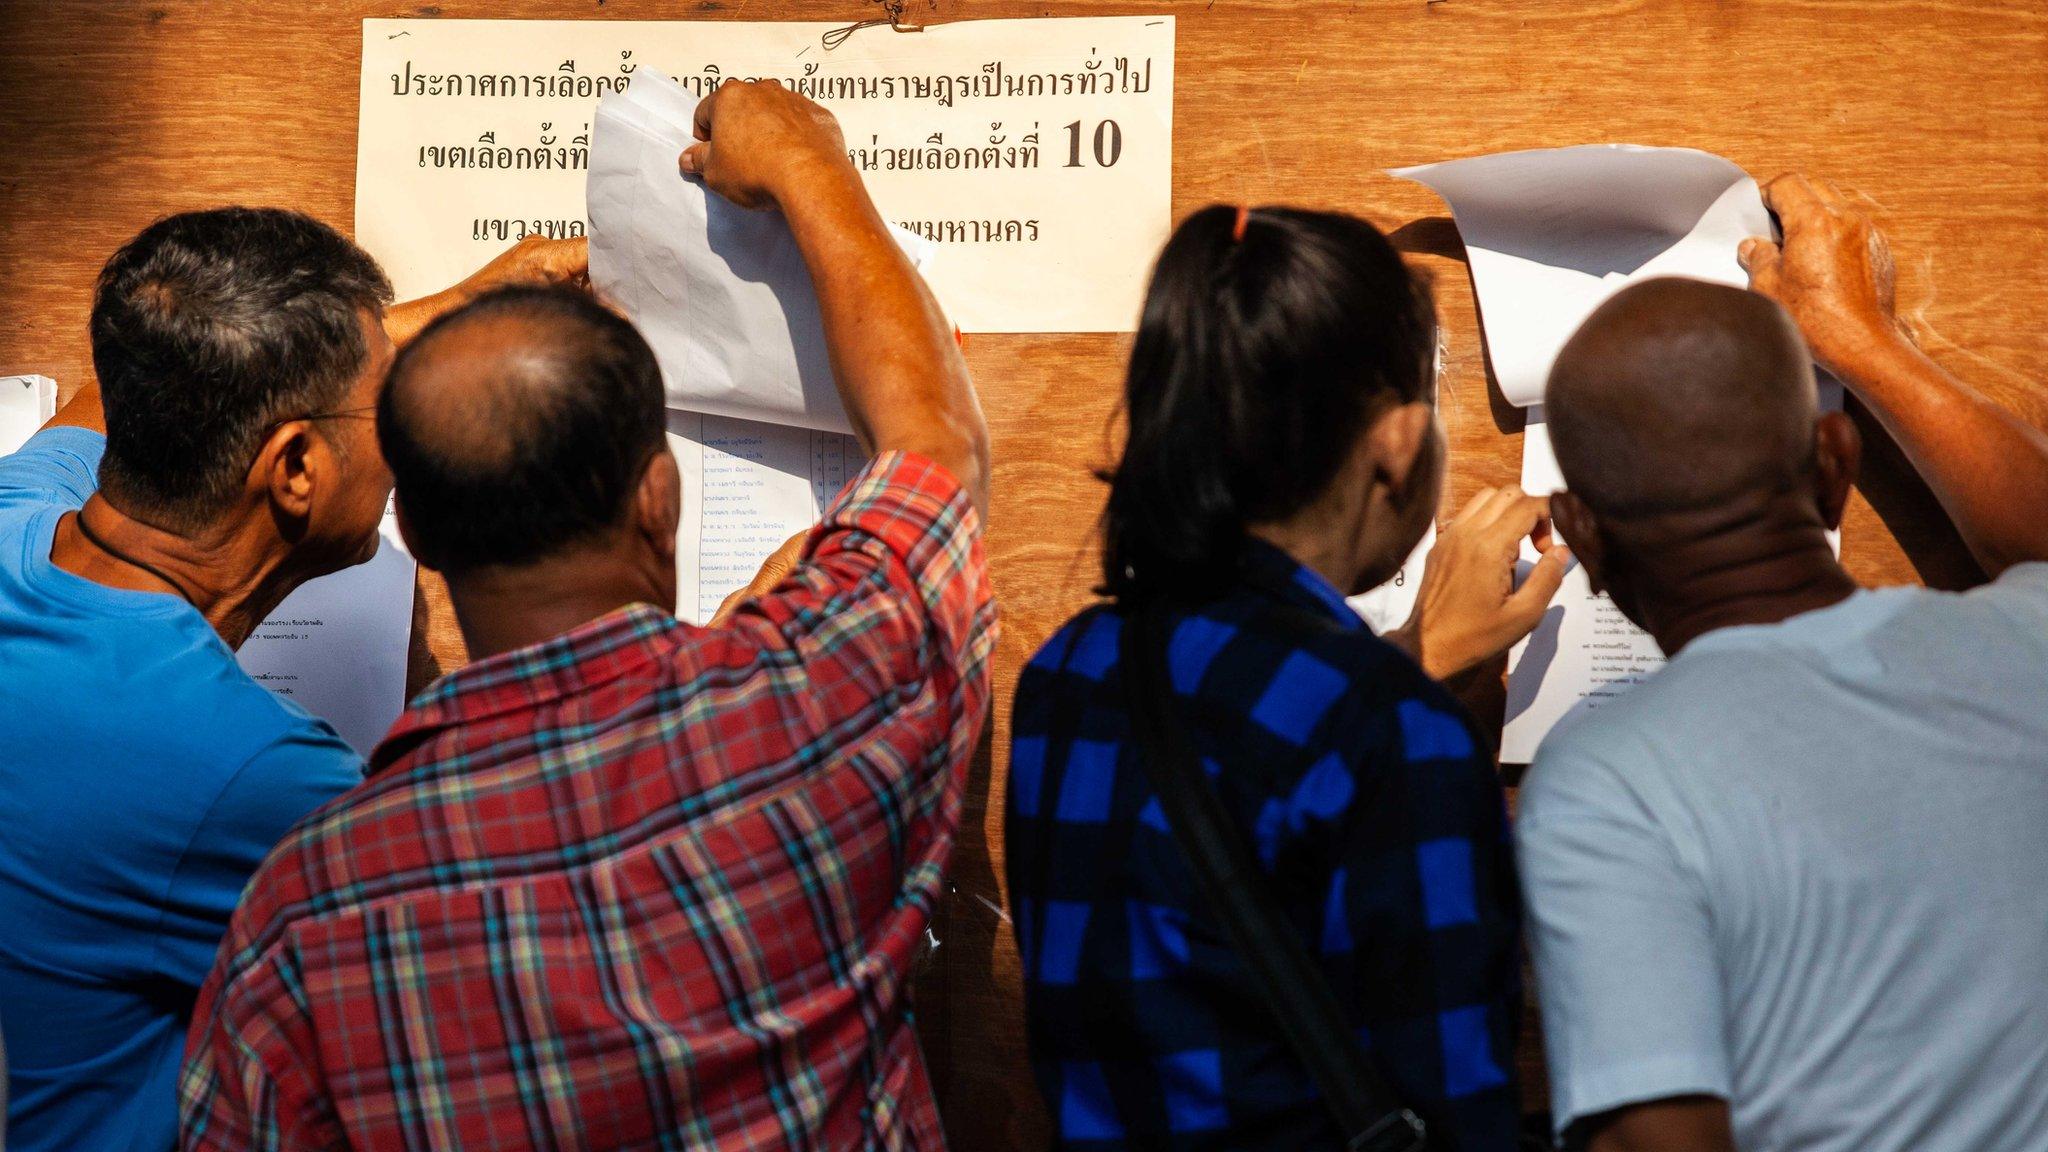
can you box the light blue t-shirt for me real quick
[0,428,362,1152]
[1518,567,2048,1152]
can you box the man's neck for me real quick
[447,551,670,662]
[53,494,301,648]
[1625,516,1861,656]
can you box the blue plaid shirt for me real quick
[1007,541,1521,1151]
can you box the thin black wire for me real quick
[822,0,923,51]
[72,506,199,608]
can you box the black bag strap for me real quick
[1120,597,1429,1152]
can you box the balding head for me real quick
[1547,277,1818,519]
[379,286,668,574]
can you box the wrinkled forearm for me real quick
[1832,334,2048,576]
[780,161,989,516]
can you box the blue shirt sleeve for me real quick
[0,426,104,514]
[150,723,363,987]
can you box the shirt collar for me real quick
[370,601,676,776]
[1678,587,1901,660]
[1239,538,1366,631]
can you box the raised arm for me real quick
[681,81,989,514]
[382,236,589,345]
[43,378,104,434]
[1741,175,2048,577]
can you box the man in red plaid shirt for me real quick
[179,81,994,1152]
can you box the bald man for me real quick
[178,81,993,1152]
[1516,178,2048,1152]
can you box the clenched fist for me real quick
[678,80,854,211]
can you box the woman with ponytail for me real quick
[1007,206,1567,1150]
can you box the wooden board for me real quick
[3,2,2042,1145]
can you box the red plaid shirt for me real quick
[179,452,994,1152]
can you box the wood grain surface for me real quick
[3,1,2042,1146]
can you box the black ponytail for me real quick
[1100,205,1436,602]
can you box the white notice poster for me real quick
[356,16,1175,333]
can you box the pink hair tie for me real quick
[1232,205,1250,242]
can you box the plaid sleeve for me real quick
[179,947,342,1152]
[719,449,996,760]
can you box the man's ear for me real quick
[1812,410,1862,531]
[255,421,318,525]
[392,493,436,573]
[1551,490,1609,595]
[1366,400,1435,502]
[634,447,682,565]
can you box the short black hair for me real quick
[1101,205,1437,600]
[378,286,667,574]
[90,207,393,527]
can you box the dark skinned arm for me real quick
[42,378,104,434]
[1584,1097,1737,1152]
[1742,174,2048,577]
[1582,1096,1736,1152]
[681,81,989,515]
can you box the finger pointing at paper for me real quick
[1390,485,1571,680]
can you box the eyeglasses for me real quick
[266,405,378,432]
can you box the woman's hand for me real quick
[1390,486,1571,680]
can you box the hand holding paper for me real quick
[1737,173,1907,379]
[1395,145,1769,408]
[1394,486,1572,681]
[589,67,933,435]
[677,78,851,209]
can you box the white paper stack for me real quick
[237,505,416,758]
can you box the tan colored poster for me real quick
[356,15,1175,332]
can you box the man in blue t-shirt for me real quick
[0,209,584,1152]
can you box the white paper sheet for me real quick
[236,502,417,757]
[665,410,860,624]
[1395,145,1788,760]
[589,66,932,433]
[357,16,1175,333]
[1498,416,1664,762]
[1393,145,1770,407]
[0,375,58,453]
